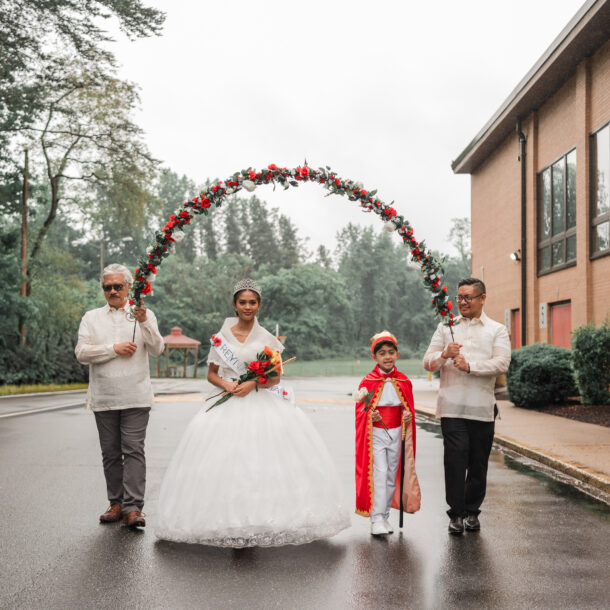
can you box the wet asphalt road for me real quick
[1,379,609,609]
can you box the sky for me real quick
[109,0,585,257]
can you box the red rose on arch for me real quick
[268,163,278,171]
[141,282,153,295]
[300,166,310,178]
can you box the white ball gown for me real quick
[156,317,350,547]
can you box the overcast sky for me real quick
[110,0,584,257]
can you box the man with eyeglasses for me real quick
[75,263,164,529]
[423,278,511,535]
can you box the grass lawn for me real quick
[194,358,426,379]
[0,383,88,396]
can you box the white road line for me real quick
[0,403,85,418]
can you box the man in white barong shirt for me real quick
[423,277,511,535]
[75,263,164,529]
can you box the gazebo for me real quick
[158,327,201,378]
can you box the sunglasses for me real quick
[103,283,125,292]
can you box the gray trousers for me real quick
[94,407,151,513]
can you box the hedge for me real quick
[506,343,577,409]
[571,322,610,405]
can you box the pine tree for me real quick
[202,215,219,260]
[278,215,302,268]
[223,198,244,256]
[315,245,333,269]
[246,196,280,270]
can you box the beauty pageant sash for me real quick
[212,332,294,403]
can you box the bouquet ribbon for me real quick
[211,331,294,404]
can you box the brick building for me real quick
[452,0,610,349]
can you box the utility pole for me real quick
[19,150,29,346]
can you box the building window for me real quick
[537,149,577,273]
[591,123,610,257]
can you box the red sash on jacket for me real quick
[355,365,417,517]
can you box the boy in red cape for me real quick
[354,331,421,535]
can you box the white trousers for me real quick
[371,426,402,523]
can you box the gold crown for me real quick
[370,330,398,357]
[370,330,398,347]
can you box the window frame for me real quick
[590,121,610,260]
[537,148,577,276]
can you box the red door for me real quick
[511,310,521,349]
[550,302,571,348]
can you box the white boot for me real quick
[371,521,389,536]
[384,519,394,534]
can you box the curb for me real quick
[414,404,610,496]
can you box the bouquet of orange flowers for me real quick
[206,346,285,411]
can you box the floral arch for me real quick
[131,163,455,327]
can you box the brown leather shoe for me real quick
[99,503,122,523]
[123,510,146,529]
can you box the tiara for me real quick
[233,278,262,297]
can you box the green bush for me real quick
[0,335,88,385]
[506,343,577,409]
[571,322,610,405]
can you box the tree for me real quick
[246,196,281,270]
[335,223,438,356]
[258,264,353,360]
[13,59,159,292]
[278,215,305,268]
[448,217,471,263]
[223,198,245,256]
[315,245,333,269]
[156,168,198,260]
[0,0,164,166]
[202,215,219,260]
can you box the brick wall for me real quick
[470,38,610,344]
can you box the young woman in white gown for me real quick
[156,279,350,547]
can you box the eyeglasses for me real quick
[103,283,125,292]
[455,293,484,303]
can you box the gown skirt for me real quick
[156,388,350,547]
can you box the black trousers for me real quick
[440,416,495,518]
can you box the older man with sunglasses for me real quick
[423,278,511,535]
[75,263,164,529]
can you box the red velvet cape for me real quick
[355,365,416,517]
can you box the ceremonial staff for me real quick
[399,418,406,529]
